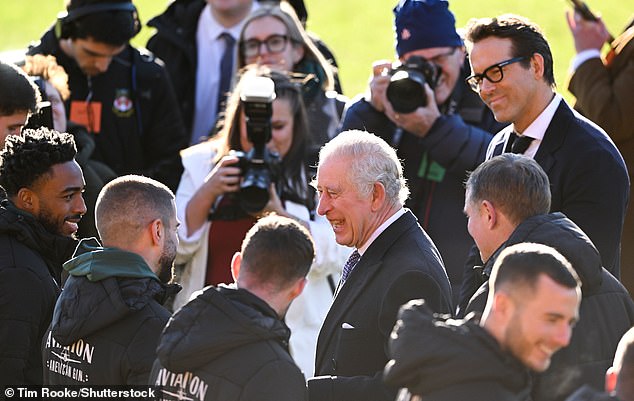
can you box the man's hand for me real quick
[566,10,610,53]
[368,60,392,112]
[384,83,441,138]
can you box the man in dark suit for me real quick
[307,130,453,401]
[464,14,629,279]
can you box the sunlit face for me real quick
[315,156,376,249]
[241,16,304,70]
[240,97,294,157]
[464,192,495,262]
[503,274,580,372]
[43,81,67,132]
[469,37,540,131]
[157,204,179,284]
[30,160,87,237]
[69,37,126,77]
[400,46,465,105]
[0,111,29,148]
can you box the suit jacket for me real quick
[308,210,452,401]
[568,19,634,293]
[487,99,629,277]
[568,18,634,156]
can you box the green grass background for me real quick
[1,0,631,102]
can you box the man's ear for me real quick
[289,277,307,300]
[149,218,163,246]
[370,182,387,211]
[606,367,617,394]
[231,252,242,283]
[530,53,545,81]
[15,187,36,212]
[481,200,498,229]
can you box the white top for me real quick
[190,3,255,144]
[570,48,602,72]
[511,94,563,159]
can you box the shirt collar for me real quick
[513,93,562,142]
[358,207,406,255]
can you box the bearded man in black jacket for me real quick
[149,215,313,401]
[42,175,180,385]
[0,128,86,384]
[385,242,582,401]
[461,154,634,401]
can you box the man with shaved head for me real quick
[42,174,181,385]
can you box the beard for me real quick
[157,235,177,284]
[38,205,81,238]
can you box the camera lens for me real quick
[386,70,427,114]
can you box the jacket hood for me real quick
[157,285,290,372]
[0,197,77,283]
[502,213,603,295]
[384,299,531,397]
[64,238,160,282]
[51,239,167,345]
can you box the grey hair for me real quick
[318,130,409,205]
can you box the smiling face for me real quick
[502,274,580,372]
[469,36,545,131]
[400,46,465,105]
[464,193,496,263]
[241,15,304,70]
[29,160,87,237]
[315,156,377,249]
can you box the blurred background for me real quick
[0,0,630,101]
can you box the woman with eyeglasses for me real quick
[174,65,348,377]
[237,1,347,169]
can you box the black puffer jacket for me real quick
[465,213,634,401]
[0,198,77,385]
[150,285,307,401]
[384,299,532,401]
[42,239,175,385]
[28,29,188,192]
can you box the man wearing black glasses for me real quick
[462,14,628,291]
[340,0,505,304]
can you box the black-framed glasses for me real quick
[465,56,528,92]
[241,34,291,58]
[426,47,457,65]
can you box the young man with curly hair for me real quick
[0,127,86,384]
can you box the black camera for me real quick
[386,56,441,114]
[210,76,282,220]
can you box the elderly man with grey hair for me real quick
[308,129,452,401]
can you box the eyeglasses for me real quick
[465,56,528,92]
[241,34,291,58]
[426,48,457,65]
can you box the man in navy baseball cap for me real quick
[339,0,504,306]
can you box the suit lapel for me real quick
[534,100,571,174]
[487,126,514,159]
[315,211,416,369]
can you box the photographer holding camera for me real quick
[174,66,347,377]
[340,0,505,302]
